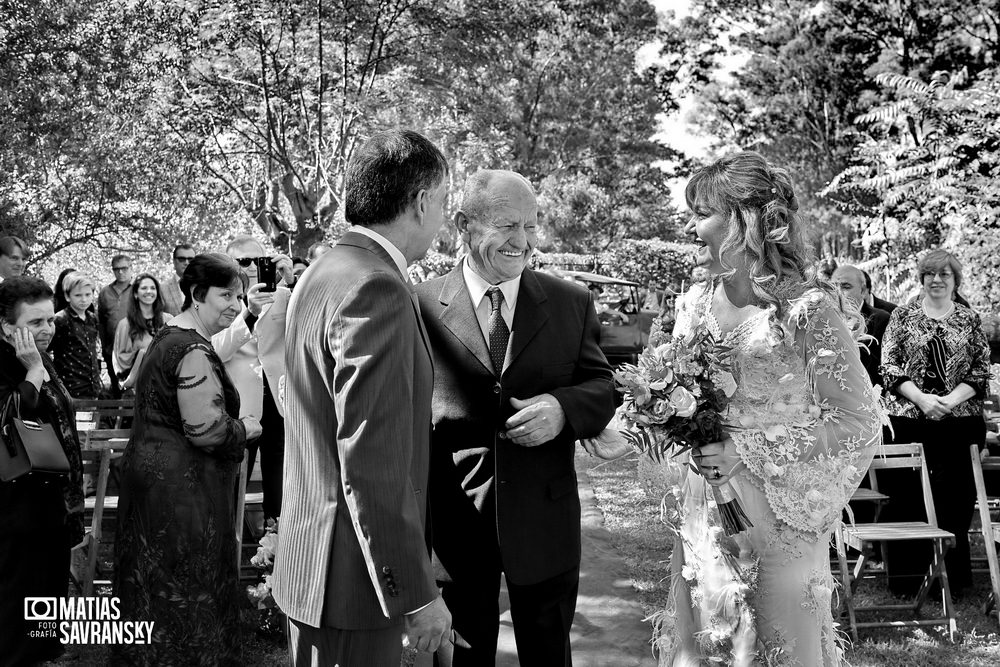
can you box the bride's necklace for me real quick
[922,298,954,320]
[711,283,764,338]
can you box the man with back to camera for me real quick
[273,129,458,665]
[415,169,616,666]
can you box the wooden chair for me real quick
[971,444,1000,624]
[74,398,134,430]
[70,427,130,595]
[835,442,957,642]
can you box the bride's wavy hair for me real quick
[685,151,855,337]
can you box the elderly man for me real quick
[0,236,27,282]
[161,243,196,316]
[273,130,456,665]
[832,264,891,388]
[214,235,292,521]
[415,170,616,665]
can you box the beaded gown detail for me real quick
[649,285,883,666]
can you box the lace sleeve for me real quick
[176,345,246,459]
[756,293,883,536]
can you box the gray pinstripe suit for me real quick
[272,231,437,663]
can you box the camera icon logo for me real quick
[24,597,58,621]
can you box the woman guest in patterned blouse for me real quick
[112,253,262,666]
[49,272,103,399]
[880,248,990,597]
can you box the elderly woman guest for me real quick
[0,277,84,665]
[112,273,165,391]
[49,272,103,400]
[880,249,990,596]
[113,254,262,666]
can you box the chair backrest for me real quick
[870,442,939,527]
[81,429,131,452]
[75,398,134,431]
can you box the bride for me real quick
[590,151,882,665]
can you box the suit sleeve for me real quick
[549,292,617,440]
[328,272,436,618]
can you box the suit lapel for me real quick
[508,270,548,368]
[437,267,494,376]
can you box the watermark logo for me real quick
[23,597,154,645]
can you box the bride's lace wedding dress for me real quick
[644,283,883,666]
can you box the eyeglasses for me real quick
[923,270,954,280]
[235,258,255,267]
[175,256,195,263]
[112,266,130,272]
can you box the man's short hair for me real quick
[344,129,448,228]
[225,234,264,255]
[861,269,872,292]
[111,254,130,266]
[173,242,195,259]
[0,236,26,258]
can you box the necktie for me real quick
[486,286,509,376]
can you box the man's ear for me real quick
[455,211,470,238]
[414,188,430,225]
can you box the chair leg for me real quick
[935,541,957,641]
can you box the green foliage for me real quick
[597,239,698,290]
[826,67,1000,311]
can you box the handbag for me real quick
[0,392,71,482]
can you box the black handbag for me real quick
[0,392,71,481]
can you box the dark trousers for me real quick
[102,347,121,397]
[883,414,985,593]
[438,557,578,667]
[0,477,70,666]
[245,376,284,520]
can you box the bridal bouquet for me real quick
[614,318,752,536]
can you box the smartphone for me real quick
[254,257,278,292]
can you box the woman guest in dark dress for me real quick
[0,277,85,665]
[49,272,103,400]
[880,249,990,596]
[113,254,262,666]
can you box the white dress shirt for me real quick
[350,225,408,280]
[462,257,519,371]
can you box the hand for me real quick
[505,394,566,447]
[917,393,951,420]
[271,253,294,286]
[691,439,743,487]
[12,327,44,373]
[241,415,263,440]
[580,427,632,460]
[402,596,453,653]
[246,283,275,317]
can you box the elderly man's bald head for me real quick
[831,264,868,307]
[460,170,535,223]
[458,170,538,284]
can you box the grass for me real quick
[578,450,1000,667]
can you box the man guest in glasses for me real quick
[215,235,294,523]
[161,243,196,316]
[97,254,133,397]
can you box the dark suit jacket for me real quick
[872,294,897,315]
[272,231,437,629]
[415,265,616,586]
[861,302,890,387]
